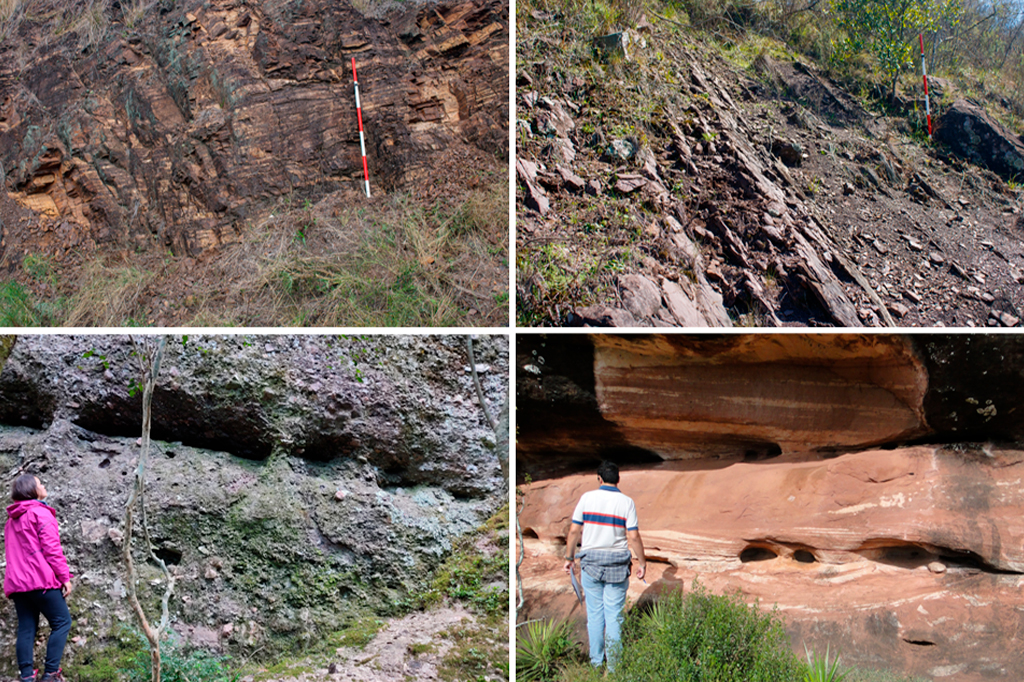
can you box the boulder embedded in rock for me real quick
[770,139,803,167]
[604,138,637,162]
[935,99,1024,181]
[619,274,663,320]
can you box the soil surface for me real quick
[515,16,1024,327]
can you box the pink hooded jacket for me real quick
[4,499,72,598]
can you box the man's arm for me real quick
[563,522,583,574]
[627,529,646,580]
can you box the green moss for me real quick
[64,624,148,682]
[326,616,388,649]
[423,504,509,618]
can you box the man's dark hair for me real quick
[11,474,39,501]
[597,461,620,485]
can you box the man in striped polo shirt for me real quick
[563,461,646,671]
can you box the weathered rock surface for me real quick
[518,333,1024,476]
[0,334,508,495]
[517,333,1024,680]
[0,0,508,258]
[0,334,507,677]
[936,99,1024,181]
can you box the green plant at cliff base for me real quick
[805,643,849,682]
[565,581,804,682]
[424,503,509,618]
[0,280,43,325]
[516,618,577,682]
[121,630,236,682]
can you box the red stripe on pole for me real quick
[925,32,933,138]
[352,58,372,196]
[920,33,932,140]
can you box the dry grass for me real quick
[0,180,509,327]
[0,0,24,42]
[63,258,156,326]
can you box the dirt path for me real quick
[242,607,480,682]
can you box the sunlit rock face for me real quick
[517,334,1024,681]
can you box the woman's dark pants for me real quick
[11,589,72,678]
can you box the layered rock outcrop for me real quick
[517,333,1024,680]
[0,0,508,258]
[0,334,508,677]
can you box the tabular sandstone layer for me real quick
[520,447,1024,680]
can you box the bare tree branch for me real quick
[124,335,170,682]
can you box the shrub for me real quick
[516,618,578,681]
[0,281,44,326]
[805,642,849,682]
[611,581,804,682]
[120,630,236,682]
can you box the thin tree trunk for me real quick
[466,336,496,430]
[123,336,170,682]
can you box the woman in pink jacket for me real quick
[4,474,73,682]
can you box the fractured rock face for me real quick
[0,0,508,257]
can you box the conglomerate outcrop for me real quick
[0,334,508,677]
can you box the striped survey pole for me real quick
[352,57,370,197]
[920,33,932,140]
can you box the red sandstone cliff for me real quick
[517,334,1024,681]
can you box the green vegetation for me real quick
[830,0,962,99]
[424,504,510,618]
[611,583,804,681]
[0,179,508,327]
[804,642,849,682]
[514,583,925,682]
[516,619,578,682]
[69,627,235,682]
[437,622,510,682]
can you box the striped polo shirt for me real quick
[571,485,639,551]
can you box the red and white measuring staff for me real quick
[352,57,371,198]
[920,33,932,140]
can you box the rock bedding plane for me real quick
[0,0,508,257]
[0,334,509,679]
[517,333,1024,680]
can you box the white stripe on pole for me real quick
[920,33,932,140]
[352,57,370,198]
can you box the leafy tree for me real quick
[830,0,962,99]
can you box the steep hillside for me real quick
[0,0,509,326]
[515,10,1024,327]
[516,334,1024,680]
[0,334,509,680]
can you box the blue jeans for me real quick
[12,589,72,678]
[581,570,628,670]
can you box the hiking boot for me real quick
[20,670,37,682]
[40,671,64,682]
